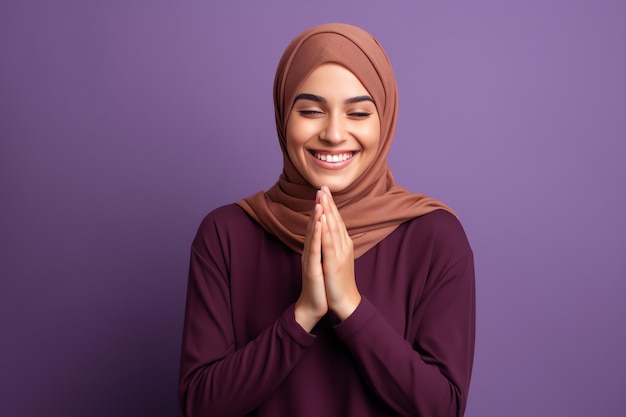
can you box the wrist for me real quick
[294,301,324,333]
[332,294,361,321]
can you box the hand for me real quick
[295,192,328,332]
[318,186,361,321]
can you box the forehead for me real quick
[297,63,371,96]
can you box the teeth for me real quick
[314,152,353,162]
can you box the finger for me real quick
[303,204,322,263]
[316,188,324,204]
[297,216,328,331]
[323,187,352,249]
[320,191,348,252]
[322,187,353,256]
[308,220,322,263]
[322,187,346,229]
[319,198,342,259]
[320,213,336,260]
[307,203,322,233]
[304,210,322,268]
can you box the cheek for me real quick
[285,117,314,151]
[360,120,381,153]
[285,120,304,162]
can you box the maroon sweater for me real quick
[179,204,475,417]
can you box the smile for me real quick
[312,152,355,162]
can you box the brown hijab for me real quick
[237,23,455,259]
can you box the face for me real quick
[286,63,381,193]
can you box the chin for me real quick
[317,180,351,193]
[303,171,355,192]
[324,184,345,193]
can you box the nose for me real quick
[320,114,347,144]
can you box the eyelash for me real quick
[297,110,372,118]
[298,110,324,116]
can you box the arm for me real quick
[178,218,316,417]
[336,252,475,417]
[317,187,475,415]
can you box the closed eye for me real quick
[298,109,325,117]
[349,111,372,119]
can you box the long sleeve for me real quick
[178,207,316,417]
[178,205,475,417]
[335,210,475,417]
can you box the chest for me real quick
[226,224,433,346]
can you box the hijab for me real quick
[237,23,455,259]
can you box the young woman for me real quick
[179,23,475,417]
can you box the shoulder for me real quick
[198,203,250,227]
[197,203,260,230]
[408,209,467,238]
[191,203,293,270]
[192,203,262,250]
[402,209,473,261]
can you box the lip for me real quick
[308,150,357,170]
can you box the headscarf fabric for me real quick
[237,23,455,259]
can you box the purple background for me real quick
[2,1,625,416]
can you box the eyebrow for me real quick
[293,93,375,105]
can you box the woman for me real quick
[179,23,475,417]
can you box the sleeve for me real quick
[178,217,316,417]
[335,248,475,417]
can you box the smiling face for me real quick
[285,63,381,193]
